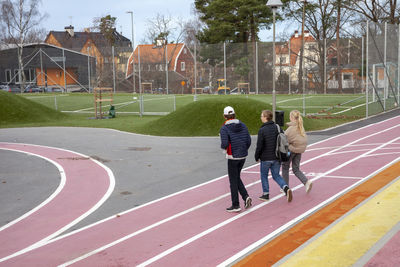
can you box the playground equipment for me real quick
[217,79,230,94]
[237,83,250,94]
[94,87,113,119]
[141,82,152,94]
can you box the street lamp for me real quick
[266,0,283,122]
[126,11,135,94]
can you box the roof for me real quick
[276,31,317,66]
[45,29,131,51]
[126,43,189,77]
[0,42,94,58]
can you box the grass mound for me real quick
[140,97,274,136]
[0,91,67,126]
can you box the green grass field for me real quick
[1,91,387,136]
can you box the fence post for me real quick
[324,38,327,94]
[256,41,259,94]
[362,36,364,93]
[112,46,116,94]
[398,23,400,105]
[384,22,387,111]
[194,42,197,90]
[87,47,91,93]
[224,42,227,94]
[62,48,67,92]
[288,39,291,94]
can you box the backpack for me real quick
[275,124,290,162]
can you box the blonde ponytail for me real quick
[290,110,306,137]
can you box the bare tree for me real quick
[285,0,351,93]
[0,0,45,91]
[343,0,400,24]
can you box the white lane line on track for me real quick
[59,122,400,266]
[137,136,400,267]
[0,143,115,263]
[219,155,400,267]
[0,148,66,233]
[243,171,363,180]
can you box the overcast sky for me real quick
[40,0,292,46]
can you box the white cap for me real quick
[223,106,235,115]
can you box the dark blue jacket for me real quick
[220,119,251,159]
[255,121,281,161]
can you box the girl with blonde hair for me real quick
[281,110,312,193]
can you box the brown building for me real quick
[45,26,132,88]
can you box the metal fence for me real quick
[366,22,400,117]
[2,22,399,118]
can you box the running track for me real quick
[0,115,399,266]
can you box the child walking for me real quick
[281,110,312,193]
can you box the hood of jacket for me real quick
[224,119,244,133]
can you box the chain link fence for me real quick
[366,22,400,117]
[2,22,399,117]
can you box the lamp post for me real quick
[300,0,306,116]
[126,11,135,94]
[266,0,283,122]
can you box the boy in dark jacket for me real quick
[255,110,293,202]
[220,106,252,212]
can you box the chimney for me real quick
[84,28,90,33]
[294,30,299,38]
[304,30,310,37]
[65,25,74,37]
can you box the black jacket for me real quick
[254,121,282,161]
[220,119,251,159]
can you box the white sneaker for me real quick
[305,180,313,193]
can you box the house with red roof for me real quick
[275,30,319,89]
[126,43,195,94]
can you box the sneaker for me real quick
[305,180,313,193]
[244,197,252,209]
[283,186,293,202]
[258,194,269,201]
[226,205,241,213]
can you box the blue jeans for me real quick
[260,160,288,194]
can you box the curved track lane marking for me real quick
[0,143,115,262]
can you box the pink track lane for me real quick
[0,143,112,261]
[365,227,400,266]
[3,115,400,266]
[66,122,400,266]
[2,168,261,266]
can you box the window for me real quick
[343,73,352,80]
[279,57,286,64]
[14,70,20,83]
[181,62,186,71]
[183,48,187,54]
[5,69,11,83]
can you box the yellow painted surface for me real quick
[280,178,400,267]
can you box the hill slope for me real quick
[0,91,67,126]
[139,97,279,136]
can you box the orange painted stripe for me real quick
[235,161,400,267]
